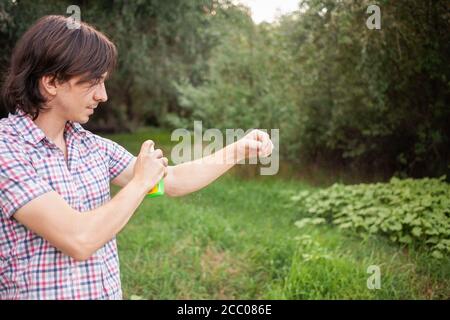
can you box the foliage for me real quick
[0,0,223,131]
[176,0,450,177]
[291,177,450,258]
[1,0,449,177]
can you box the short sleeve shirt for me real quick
[0,109,135,299]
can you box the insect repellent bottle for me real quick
[147,144,165,198]
[148,180,164,198]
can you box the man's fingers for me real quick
[247,139,262,149]
[257,130,270,141]
[261,132,273,156]
[152,149,163,159]
[254,130,265,142]
[262,138,269,151]
[259,145,270,157]
[161,157,169,167]
[246,140,262,157]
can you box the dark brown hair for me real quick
[1,15,117,120]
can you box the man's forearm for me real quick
[165,142,241,197]
[77,179,148,258]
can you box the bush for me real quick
[291,177,450,258]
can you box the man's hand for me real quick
[236,129,274,161]
[132,140,168,193]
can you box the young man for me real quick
[0,15,273,299]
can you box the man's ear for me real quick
[39,74,58,97]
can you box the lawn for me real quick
[104,128,449,299]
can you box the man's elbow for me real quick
[66,234,98,262]
[70,251,92,262]
[68,247,94,262]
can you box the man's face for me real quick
[51,72,108,124]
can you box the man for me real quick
[0,15,273,299]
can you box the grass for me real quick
[104,128,450,300]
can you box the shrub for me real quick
[292,177,450,258]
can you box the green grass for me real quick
[104,128,450,300]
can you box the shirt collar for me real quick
[10,108,87,146]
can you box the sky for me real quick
[234,0,300,24]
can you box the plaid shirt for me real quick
[0,109,135,300]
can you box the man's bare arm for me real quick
[14,140,167,261]
[111,143,238,197]
[14,180,147,261]
[112,130,274,197]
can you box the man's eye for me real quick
[86,79,102,87]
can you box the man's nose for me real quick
[93,82,108,102]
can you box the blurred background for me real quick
[0,0,449,299]
[1,0,449,182]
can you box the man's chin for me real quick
[78,116,90,124]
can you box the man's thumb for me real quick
[140,140,154,155]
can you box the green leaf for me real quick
[412,227,422,237]
[295,218,311,229]
[311,218,326,225]
[293,177,450,254]
[431,250,443,259]
[399,235,413,244]
[338,222,352,229]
